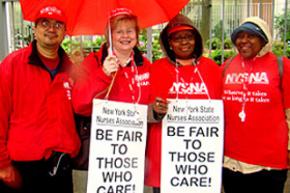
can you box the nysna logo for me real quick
[225,72,269,84]
[169,82,207,95]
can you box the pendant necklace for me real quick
[239,88,247,122]
[238,60,252,122]
[174,59,211,100]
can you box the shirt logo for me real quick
[63,81,72,100]
[40,6,62,16]
[169,82,207,95]
[225,72,269,84]
[135,72,150,86]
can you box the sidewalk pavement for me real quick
[73,170,290,193]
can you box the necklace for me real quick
[238,59,254,122]
[123,57,141,104]
[239,77,247,122]
[174,59,211,100]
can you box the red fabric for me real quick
[222,52,290,169]
[110,7,133,18]
[167,25,193,35]
[20,0,189,35]
[72,48,152,116]
[145,56,222,187]
[0,43,80,168]
[36,6,66,23]
[39,54,59,70]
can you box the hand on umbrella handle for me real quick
[104,70,118,100]
[101,54,119,99]
[103,55,119,76]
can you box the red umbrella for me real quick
[20,0,189,36]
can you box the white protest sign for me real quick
[87,99,148,193]
[161,99,224,193]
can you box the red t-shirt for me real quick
[222,52,290,169]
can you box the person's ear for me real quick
[32,26,36,39]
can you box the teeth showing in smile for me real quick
[241,45,250,51]
[120,40,131,44]
[180,47,191,52]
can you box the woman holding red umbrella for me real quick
[72,9,167,174]
[72,8,166,126]
[145,14,222,192]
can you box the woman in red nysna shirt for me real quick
[222,17,290,193]
[71,8,167,172]
[145,14,222,193]
[72,8,166,117]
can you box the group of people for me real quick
[0,4,289,193]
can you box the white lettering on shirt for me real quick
[169,82,207,95]
[225,72,269,84]
[135,72,150,87]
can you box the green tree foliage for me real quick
[212,20,227,40]
[274,10,290,41]
[209,49,236,65]
[138,29,163,61]
[62,36,105,54]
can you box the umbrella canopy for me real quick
[20,0,189,36]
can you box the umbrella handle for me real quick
[104,71,118,100]
[108,21,113,56]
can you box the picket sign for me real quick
[87,99,148,193]
[161,99,224,193]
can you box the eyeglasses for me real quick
[170,34,195,43]
[38,19,65,30]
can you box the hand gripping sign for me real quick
[87,99,147,193]
[161,99,224,193]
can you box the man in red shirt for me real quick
[0,5,80,193]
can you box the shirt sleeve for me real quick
[282,57,290,150]
[72,52,112,116]
[0,57,13,168]
[286,109,290,150]
[282,57,290,108]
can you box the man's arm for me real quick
[0,57,21,187]
[0,58,12,169]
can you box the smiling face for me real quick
[169,30,195,60]
[111,19,137,53]
[234,31,265,59]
